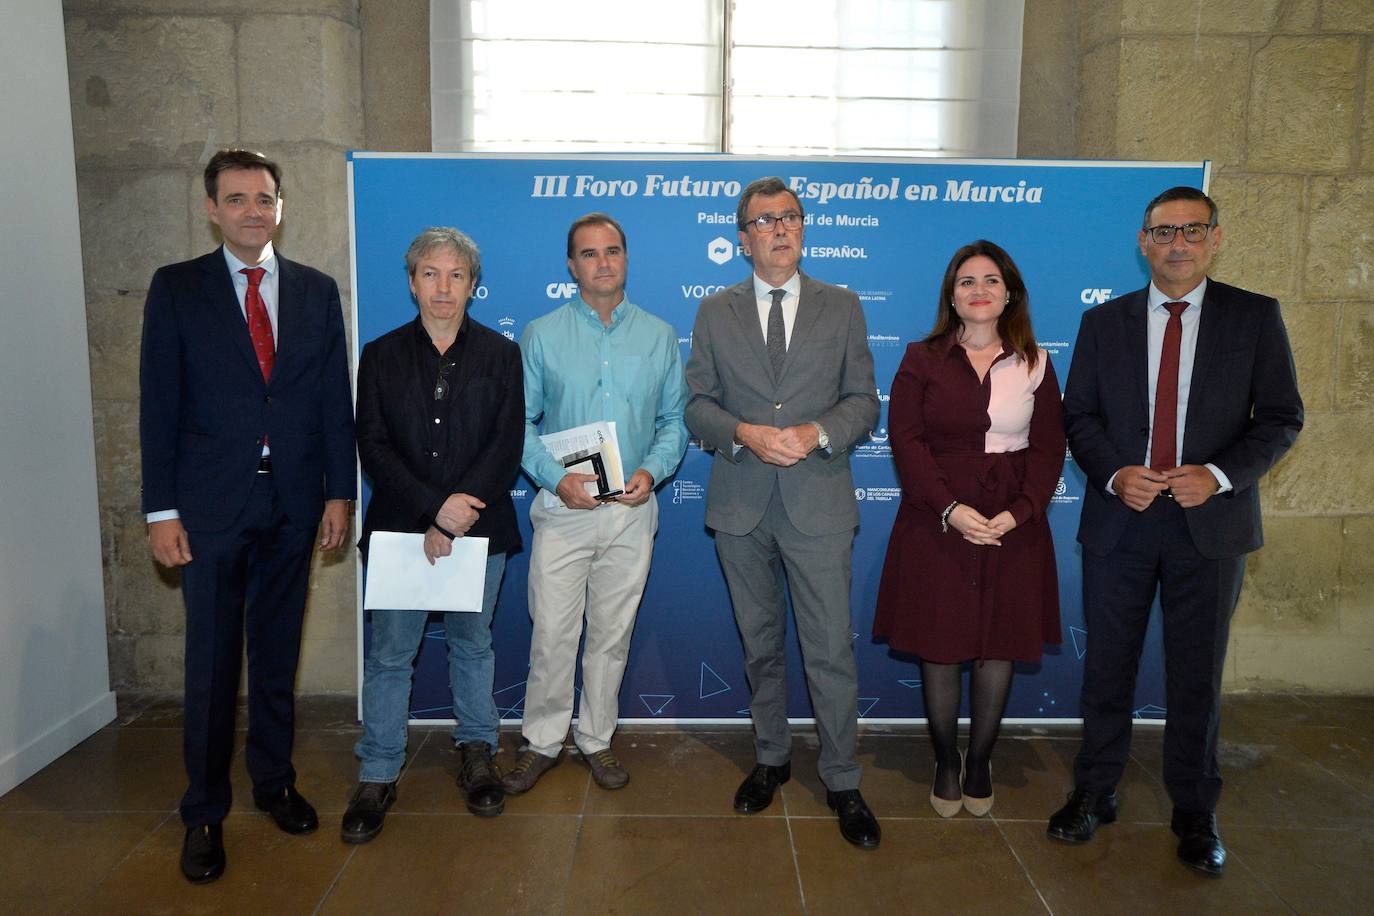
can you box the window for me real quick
[431,0,1023,157]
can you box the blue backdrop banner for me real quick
[348,153,1208,723]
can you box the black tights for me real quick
[921,659,1013,800]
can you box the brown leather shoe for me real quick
[582,748,629,790]
[500,748,562,795]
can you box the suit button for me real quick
[774,402,783,410]
[431,451,439,458]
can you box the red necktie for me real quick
[241,267,275,382]
[1150,301,1188,471]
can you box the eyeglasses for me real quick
[1144,222,1213,244]
[745,211,803,232]
[434,361,455,401]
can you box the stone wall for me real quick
[69,0,1371,694]
[1020,0,1374,692]
[66,0,428,692]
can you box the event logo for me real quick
[867,333,902,347]
[875,387,890,402]
[1050,475,1079,505]
[498,316,517,341]
[854,427,892,459]
[509,487,530,500]
[854,486,900,502]
[807,245,867,260]
[547,281,578,299]
[1081,288,1114,304]
[672,479,705,504]
[707,237,734,265]
[682,285,726,300]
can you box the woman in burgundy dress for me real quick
[873,240,1064,818]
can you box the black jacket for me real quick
[356,316,524,557]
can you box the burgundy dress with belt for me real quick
[873,337,1066,663]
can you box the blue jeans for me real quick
[355,552,506,783]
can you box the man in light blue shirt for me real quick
[503,212,688,794]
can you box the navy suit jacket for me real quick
[1063,279,1303,560]
[139,248,356,532]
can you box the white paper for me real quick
[538,420,626,508]
[363,531,488,612]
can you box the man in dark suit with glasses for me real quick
[1049,187,1303,876]
[342,227,524,842]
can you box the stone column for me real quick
[1019,0,1374,691]
[65,0,365,691]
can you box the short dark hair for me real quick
[927,239,1041,371]
[1142,186,1218,228]
[566,212,627,259]
[735,176,804,231]
[204,149,282,202]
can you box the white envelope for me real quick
[363,531,489,612]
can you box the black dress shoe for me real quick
[1047,788,1118,843]
[827,789,881,849]
[340,781,397,845]
[1171,809,1226,876]
[253,785,319,835]
[180,823,225,884]
[458,741,504,818]
[733,762,791,814]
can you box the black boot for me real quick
[458,741,505,817]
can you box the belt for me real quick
[257,456,272,475]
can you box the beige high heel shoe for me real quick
[962,759,993,817]
[929,752,963,818]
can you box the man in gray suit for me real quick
[686,176,881,848]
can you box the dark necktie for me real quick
[766,288,786,378]
[1150,301,1188,470]
[241,266,275,382]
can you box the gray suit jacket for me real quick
[685,272,879,537]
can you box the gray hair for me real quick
[404,227,481,281]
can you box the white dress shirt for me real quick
[1106,278,1232,495]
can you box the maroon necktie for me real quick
[241,267,275,382]
[1150,301,1188,471]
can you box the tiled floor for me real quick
[2,693,1371,914]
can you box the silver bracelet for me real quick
[940,500,960,533]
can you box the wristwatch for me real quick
[811,421,831,450]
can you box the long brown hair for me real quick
[926,240,1040,371]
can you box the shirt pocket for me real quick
[612,355,644,393]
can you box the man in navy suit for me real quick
[1049,187,1303,876]
[140,149,356,883]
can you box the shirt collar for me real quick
[413,313,468,356]
[1147,277,1207,312]
[752,272,801,301]
[222,242,277,279]
[574,294,630,330]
